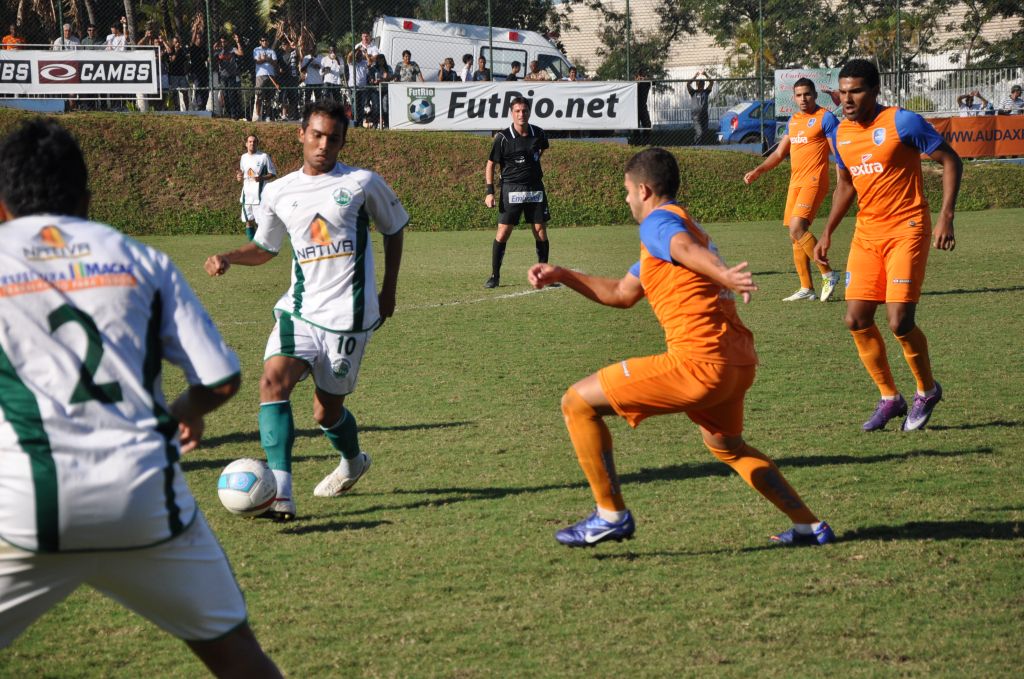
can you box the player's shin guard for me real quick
[536,239,550,264]
[850,326,899,397]
[259,401,295,472]
[322,408,361,460]
[791,241,813,290]
[491,240,507,278]
[895,326,935,393]
[706,442,817,524]
[561,387,625,512]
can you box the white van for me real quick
[372,16,574,82]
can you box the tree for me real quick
[943,0,1024,67]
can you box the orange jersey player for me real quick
[528,147,834,548]
[816,59,962,432]
[745,78,842,301]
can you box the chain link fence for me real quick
[3,1,1021,147]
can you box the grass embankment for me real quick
[1,108,1022,234]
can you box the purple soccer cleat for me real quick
[862,395,908,432]
[902,382,943,431]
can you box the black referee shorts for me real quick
[498,183,550,225]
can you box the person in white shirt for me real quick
[320,46,344,102]
[52,23,79,50]
[355,31,379,59]
[105,18,126,50]
[237,133,277,241]
[205,101,408,521]
[301,49,323,106]
[0,118,282,678]
[253,36,278,121]
[347,47,370,126]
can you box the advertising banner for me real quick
[774,68,840,117]
[0,48,160,97]
[387,81,638,131]
[927,115,1024,158]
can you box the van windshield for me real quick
[537,54,570,80]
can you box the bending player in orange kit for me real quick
[745,78,842,302]
[529,148,834,548]
[815,59,962,432]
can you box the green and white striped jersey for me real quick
[239,151,277,205]
[253,162,409,333]
[0,215,240,552]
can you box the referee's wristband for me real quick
[485,184,495,195]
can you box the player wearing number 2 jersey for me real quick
[0,119,281,676]
[816,59,962,432]
[528,148,833,549]
[206,100,408,520]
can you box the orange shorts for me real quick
[597,353,756,437]
[845,231,930,303]
[783,183,827,226]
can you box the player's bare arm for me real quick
[484,159,496,208]
[205,242,276,276]
[668,231,758,303]
[378,230,404,321]
[928,142,963,251]
[743,135,790,184]
[528,264,644,308]
[815,166,856,266]
[170,376,241,453]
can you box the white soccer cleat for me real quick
[313,452,372,497]
[820,272,842,302]
[263,497,296,521]
[782,288,817,302]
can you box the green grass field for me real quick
[3,210,1022,678]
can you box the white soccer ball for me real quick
[217,458,277,516]
[408,98,434,123]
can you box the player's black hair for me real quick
[793,77,816,92]
[510,96,531,112]
[301,100,349,140]
[624,147,680,200]
[839,59,880,89]
[0,118,88,218]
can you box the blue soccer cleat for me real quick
[770,521,835,547]
[555,509,636,547]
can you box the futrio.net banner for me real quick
[387,81,640,131]
[927,115,1024,158]
[0,47,160,97]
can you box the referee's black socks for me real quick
[492,240,507,278]
[536,239,550,264]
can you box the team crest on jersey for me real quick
[807,117,816,127]
[24,226,91,261]
[331,357,352,378]
[872,128,886,145]
[332,188,352,206]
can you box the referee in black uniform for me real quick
[483,97,551,289]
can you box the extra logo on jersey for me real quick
[407,87,436,124]
[791,131,809,144]
[872,127,886,145]
[294,214,355,264]
[850,152,884,177]
[332,187,352,206]
[24,226,92,261]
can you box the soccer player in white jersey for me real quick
[238,133,277,241]
[0,119,281,677]
[205,101,408,520]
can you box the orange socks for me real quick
[795,231,830,276]
[850,326,899,397]
[561,387,625,512]
[895,326,935,393]
[706,441,818,524]
[791,241,813,289]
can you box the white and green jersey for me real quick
[253,162,409,332]
[0,215,240,553]
[239,151,276,205]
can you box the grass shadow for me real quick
[927,420,1020,431]
[198,420,474,450]
[841,520,1023,542]
[279,519,392,535]
[922,285,1024,296]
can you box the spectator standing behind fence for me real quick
[369,54,393,129]
[80,24,99,48]
[189,32,209,112]
[563,67,581,81]
[164,36,189,111]
[1000,85,1024,114]
[957,90,992,116]
[687,71,714,145]
[394,50,424,83]
[301,49,323,107]
[216,35,244,120]
[473,55,490,82]
[253,36,277,121]
[438,57,458,82]
[524,60,551,81]
[348,48,370,126]
[106,19,127,50]
[459,54,473,82]
[278,38,300,120]
[52,23,79,50]
[3,24,24,49]
[322,46,344,103]
[355,31,379,59]
[506,61,521,81]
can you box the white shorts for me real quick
[240,203,257,223]
[0,512,247,646]
[264,312,372,396]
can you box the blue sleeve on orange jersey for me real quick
[628,261,640,278]
[821,110,839,136]
[638,207,688,263]
[828,122,848,172]
[894,108,944,155]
